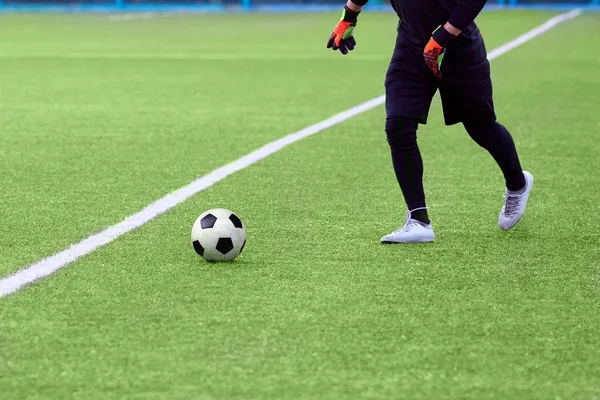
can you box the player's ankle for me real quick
[411,210,430,225]
[506,173,527,193]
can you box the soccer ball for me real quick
[191,209,246,262]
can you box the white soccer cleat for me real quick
[498,171,534,231]
[381,208,435,244]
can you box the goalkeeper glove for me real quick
[424,26,456,79]
[327,6,360,55]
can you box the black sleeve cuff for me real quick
[447,0,487,31]
[343,5,361,21]
[447,16,469,31]
[432,26,456,47]
[349,0,369,6]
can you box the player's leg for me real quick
[463,118,534,230]
[463,119,525,192]
[385,117,426,219]
[440,34,533,230]
[381,40,437,244]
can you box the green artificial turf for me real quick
[1,10,599,400]
[0,10,554,274]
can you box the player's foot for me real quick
[381,208,435,244]
[498,171,534,231]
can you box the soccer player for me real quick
[327,0,534,243]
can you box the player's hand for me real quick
[424,26,456,79]
[327,6,359,55]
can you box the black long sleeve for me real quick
[447,0,488,31]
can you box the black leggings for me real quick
[463,119,525,191]
[385,117,425,213]
[385,116,525,219]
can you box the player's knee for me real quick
[462,110,497,134]
[463,118,503,149]
[385,116,418,150]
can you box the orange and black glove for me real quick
[327,6,359,55]
[424,26,456,79]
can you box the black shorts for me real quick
[385,32,497,126]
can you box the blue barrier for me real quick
[0,0,598,11]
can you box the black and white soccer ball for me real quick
[191,209,246,262]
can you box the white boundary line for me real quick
[0,9,582,298]
[0,53,392,61]
[108,12,157,22]
[487,8,582,59]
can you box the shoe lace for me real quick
[503,193,522,217]
[395,207,428,233]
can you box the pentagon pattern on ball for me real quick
[229,213,243,229]
[200,213,217,229]
[192,241,205,257]
[216,237,234,255]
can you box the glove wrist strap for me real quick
[342,5,360,22]
[432,26,456,47]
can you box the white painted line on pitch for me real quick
[1,9,584,62]
[0,52,391,61]
[0,9,582,298]
[487,8,582,60]
[108,12,157,22]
